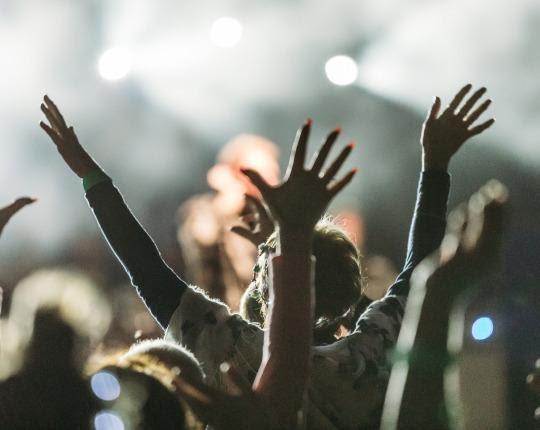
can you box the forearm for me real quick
[254,234,314,427]
[355,171,449,334]
[386,365,447,430]
[383,281,453,429]
[387,170,450,297]
[85,170,187,327]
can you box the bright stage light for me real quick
[98,48,132,80]
[91,371,121,401]
[210,17,243,48]
[94,411,124,430]
[325,55,358,86]
[471,316,494,341]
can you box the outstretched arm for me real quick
[174,122,356,429]
[381,181,507,429]
[243,122,355,427]
[312,86,495,397]
[354,85,495,338]
[40,95,187,328]
[389,84,494,297]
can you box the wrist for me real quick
[276,226,312,255]
[78,163,99,178]
[422,154,449,172]
[82,169,110,192]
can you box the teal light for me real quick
[471,316,494,341]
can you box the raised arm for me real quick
[40,95,187,328]
[389,84,494,296]
[313,86,495,406]
[173,122,355,429]
[242,121,355,426]
[381,181,507,429]
[354,85,495,334]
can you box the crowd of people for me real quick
[0,84,538,429]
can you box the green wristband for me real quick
[83,169,110,192]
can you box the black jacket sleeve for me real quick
[86,179,187,329]
[355,170,450,332]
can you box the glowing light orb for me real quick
[210,17,243,48]
[98,48,132,80]
[325,55,358,86]
[91,371,121,401]
[94,411,124,430]
[471,316,494,341]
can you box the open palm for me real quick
[241,121,356,236]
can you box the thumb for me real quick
[240,169,272,197]
[13,196,38,208]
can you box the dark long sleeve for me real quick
[86,178,187,329]
[388,170,450,296]
[354,169,450,332]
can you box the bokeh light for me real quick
[209,17,243,48]
[98,48,132,80]
[94,411,124,430]
[91,371,121,401]
[471,316,494,341]
[325,55,358,86]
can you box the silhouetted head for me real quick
[0,308,97,429]
[24,308,77,367]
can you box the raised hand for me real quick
[240,121,356,250]
[382,181,507,429]
[0,197,36,236]
[174,363,277,430]
[231,195,274,247]
[422,84,495,171]
[40,95,99,178]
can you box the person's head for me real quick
[24,308,77,367]
[125,339,204,384]
[207,134,280,199]
[2,268,111,379]
[240,217,363,334]
[89,340,205,430]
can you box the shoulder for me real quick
[165,287,264,386]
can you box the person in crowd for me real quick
[176,120,356,428]
[0,308,97,429]
[178,134,281,309]
[89,339,210,429]
[173,120,354,429]
[41,101,355,426]
[381,180,507,429]
[40,83,494,428]
[0,268,111,428]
